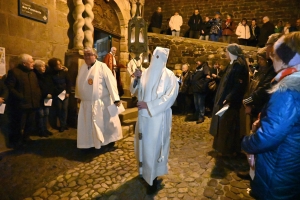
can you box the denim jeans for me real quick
[210,34,219,42]
[53,97,69,128]
[37,106,49,131]
[193,93,207,119]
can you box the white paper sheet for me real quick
[58,90,66,101]
[0,103,6,114]
[44,99,53,106]
[107,103,125,117]
[215,104,229,117]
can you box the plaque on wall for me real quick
[18,0,48,23]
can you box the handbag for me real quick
[208,80,217,91]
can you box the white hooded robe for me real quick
[130,47,179,185]
[76,60,123,149]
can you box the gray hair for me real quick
[19,54,33,64]
[263,16,269,22]
[34,60,45,69]
[111,47,117,52]
[84,47,98,58]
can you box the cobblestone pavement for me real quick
[0,114,254,200]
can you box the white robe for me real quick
[130,68,179,185]
[75,60,122,149]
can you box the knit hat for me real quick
[257,47,267,60]
[274,32,300,66]
[265,33,283,46]
[226,43,244,56]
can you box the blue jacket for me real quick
[242,71,300,200]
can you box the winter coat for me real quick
[200,21,212,36]
[249,25,260,41]
[34,68,54,103]
[179,70,193,94]
[49,68,71,97]
[243,64,276,116]
[150,11,163,29]
[190,62,210,93]
[169,15,183,31]
[5,65,41,109]
[235,23,251,39]
[188,14,202,31]
[222,19,235,36]
[209,18,222,35]
[257,21,275,47]
[242,71,300,200]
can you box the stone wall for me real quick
[0,0,69,72]
[144,0,300,37]
[147,33,257,71]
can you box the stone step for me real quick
[119,107,138,122]
[120,96,136,108]
[121,100,128,109]
[121,117,137,126]
[121,124,134,138]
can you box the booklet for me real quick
[215,104,229,117]
[44,98,53,106]
[58,90,66,101]
[107,103,125,117]
[0,103,6,114]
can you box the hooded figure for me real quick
[242,32,300,200]
[130,47,179,194]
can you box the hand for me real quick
[134,69,142,78]
[245,105,252,115]
[137,101,148,110]
[0,97,4,104]
[65,93,69,98]
[212,74,217,78]
[252,119,261,132]
[114,101,121,107]
[201,30,204,34]
[77,98,81,104]
[46,94,52,99]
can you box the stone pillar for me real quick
[72,0,85,49]
[84,0,94,48]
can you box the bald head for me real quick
[263,16,269,23]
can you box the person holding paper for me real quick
[209,44,249,156]
[75,47,122,150]
[5,54,41,147]
[241,32,300,200]
[48,58,71,132]
[130,47,179,194]
[34,60,54,137]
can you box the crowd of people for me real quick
[149,7,300,46]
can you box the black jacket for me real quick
[243,64,276,116]
[257,21,275,47]
[179,70,193,94]
[200,21,212,35]
[0,75,8,101]
[49,69,71,97]
[34,68,54,102]
[188,14,202,31]
[191,62,210,93]
[249,25,260,41]
[150,12,163,28]
[5,65,41,109]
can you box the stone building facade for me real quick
[144,0,300,37]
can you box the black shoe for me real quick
[147,178,158,195]
[236,171,251,180]
[59,127,65,132]
[45,130,53,136]
[196,118,204,124]
[39,131,49,137]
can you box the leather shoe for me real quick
[196,118,204,124]
[59,127,65,132]
[147,177,158,195]
[45,130,53,136]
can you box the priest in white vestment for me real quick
[130,47,179,194]
[75,47,123,149]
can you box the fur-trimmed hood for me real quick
[269,71,300,93]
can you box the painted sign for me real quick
[0,47,5,76]
[18,0,48,23]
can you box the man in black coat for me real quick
[150,7,163,34]
[188,9,203,39]
[5,54,41,147]
[257,16,275,47]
